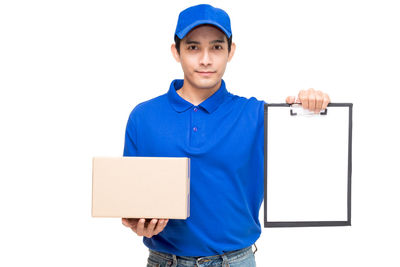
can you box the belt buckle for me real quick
[197,258,211,263]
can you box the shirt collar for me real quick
[168,79,229,114]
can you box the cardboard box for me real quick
[92,156,190,219]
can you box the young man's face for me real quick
[171,25,235,90]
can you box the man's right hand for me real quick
[121,218,169,238]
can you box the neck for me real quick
[177,78,222,106]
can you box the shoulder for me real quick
[229,92,266,109]
[228,93,266,126]
[127,93,168,121]
[128,94,168,123]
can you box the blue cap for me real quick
[174,4,232,40]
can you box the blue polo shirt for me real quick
[123,78,265,257]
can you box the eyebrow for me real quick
[184,39,225,45]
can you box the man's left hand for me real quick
[286,88,330,114]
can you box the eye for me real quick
[214,45,223,50]
[188,45,198,50]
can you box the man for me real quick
[122,4,330,267]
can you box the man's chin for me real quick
[193,78,220,90]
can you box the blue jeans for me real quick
[146,243,257,267]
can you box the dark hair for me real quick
[174,33,233,55]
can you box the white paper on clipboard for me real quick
[264,103,352,227]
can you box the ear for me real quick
[171,44,181,63]
[227,42,236,62]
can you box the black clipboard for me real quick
[264,103,353,227]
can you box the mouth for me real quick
[196,71,216,76]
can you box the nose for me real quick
[199,49,212,66]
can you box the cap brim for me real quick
[177,20,231,39]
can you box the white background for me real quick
[1,0,399,266]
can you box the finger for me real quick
[136,218,146,236]
[315,90,323,113]
[122,218,131,228]
[123,218,137,228]
[286,96,295,104]
[298,90,308,109]
[129,218,139,229]
[153,219,167,235]
[152,220,164,235]
[321,93,330,110]
[307,89,316,111]
[145,219,158,237]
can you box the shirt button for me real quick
[193,127,198,132]
[194,107,198,112]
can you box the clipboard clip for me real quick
[290,103,328,116]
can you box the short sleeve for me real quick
[258,99,266,128]
[123,115,138,156]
